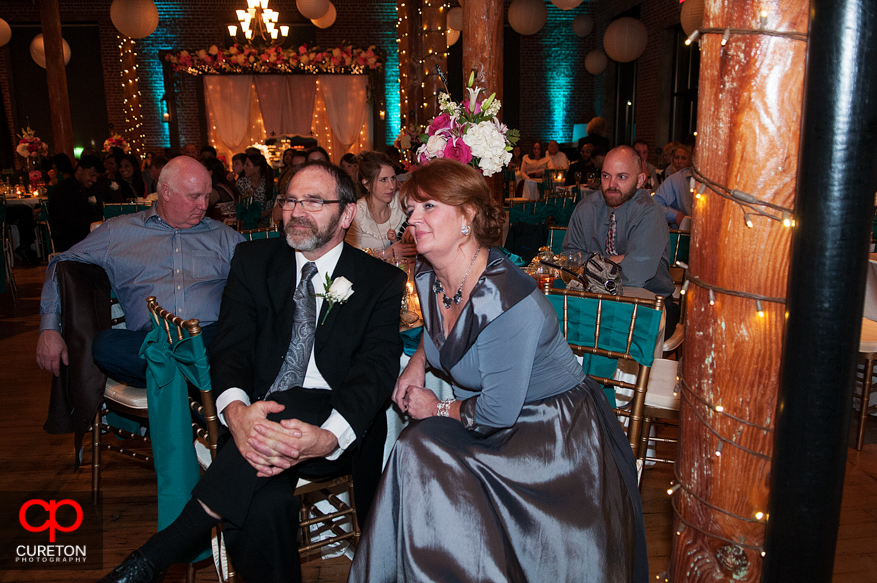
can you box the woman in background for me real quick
[518,140,550,200]
[345,151,416,260]
[227,152,247,184]
[202,157,239,227]
[118,153,145,201]
[235,153,274,225]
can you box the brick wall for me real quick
[515,0,597,152]
[1,0,683,161]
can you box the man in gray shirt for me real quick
[562,145,679,330]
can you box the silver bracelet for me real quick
[436,399,454,417]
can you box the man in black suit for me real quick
[99,162,407,583]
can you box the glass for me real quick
[277,197,342,212]
[574,172,582,189]
[559,251,585,285]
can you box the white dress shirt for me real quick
[216,241,356,459]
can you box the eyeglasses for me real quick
[277,197,342,212]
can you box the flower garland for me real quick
[16,127,49,159]
[164,43,383,75]
[416,72,519,177]
[103,134,130,153]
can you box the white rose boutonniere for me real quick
[109,181,120,191]
[316,275,354,324]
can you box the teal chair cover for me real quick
[669,230,690,266]
[499,247,527,267]
[139,323,212,562]
[241,228,281,241]
[104,203,148,219]
[545,293,663,406]
[547,227,566,254]
[237,198,262,231]
[400,327,423,356]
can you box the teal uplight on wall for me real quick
[540,5,586,143]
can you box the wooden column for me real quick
[671,0,809,581]
[397,0,424,129]
[462,0,503,204]
[119,37,144,156]
[420,1,448,121]
[39,0,74,159]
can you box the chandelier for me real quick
[228,0,289,48]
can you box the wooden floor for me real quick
[1,264,876,582]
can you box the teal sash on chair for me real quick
[545,293,662,406]
[139,324,212,562]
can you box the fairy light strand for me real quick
[671,471,767,524]
[698,26,807,43]
[670,497,765,554]
[678,383,773,461]
[684,272,786,305]
[679,376,775,433]
[689,163,794,226]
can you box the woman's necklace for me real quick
[433,247,482,309]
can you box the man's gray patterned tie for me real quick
[267,262,319,396]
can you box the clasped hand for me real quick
[393,356,439,420]
[224,401,338,478]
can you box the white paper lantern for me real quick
[603,17,647,63]
[110,0,159,39]
[447,7,464,32]
[311,2,336,28]
[0,19,11,48]
[572,14,593,37]
[30,34,72,68]
[584,49,607,75]
[447,28,461,47]
[680,0,704,37]
[551,0,583,9]
[508,0,547,36]
[297,0,330,21]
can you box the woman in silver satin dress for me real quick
[348,159,648,583]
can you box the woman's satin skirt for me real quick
[349,379,648,582]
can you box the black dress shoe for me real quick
[96,550,165,583]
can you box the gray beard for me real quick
[284,210,342,252]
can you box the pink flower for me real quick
[428,112,452,135]
[443,138,472,164]
[299,45,308,55]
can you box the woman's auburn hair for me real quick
[400,158,504,247]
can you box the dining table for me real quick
[3,194,46,209]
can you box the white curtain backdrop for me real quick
[204,76,254,149]
[204,75,370,165]
[318,75,369,154]
[252,76,289,137]
[206,81,266,166]
[285,77,317,136]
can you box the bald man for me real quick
[562,146,679,329]
[37,156,245,387]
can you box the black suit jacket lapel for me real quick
[266,242,300,346]
[314,243,356,359]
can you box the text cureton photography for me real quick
[0,491,103,571]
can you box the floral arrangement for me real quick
[29,170,43,190]
[416,72,519,177]
[394,124,423,153]
[316,275,354,324]
[103,134,129,153]
[164,43,383,75]
[16,127,49,159]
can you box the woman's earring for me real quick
[461,223,471,236]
